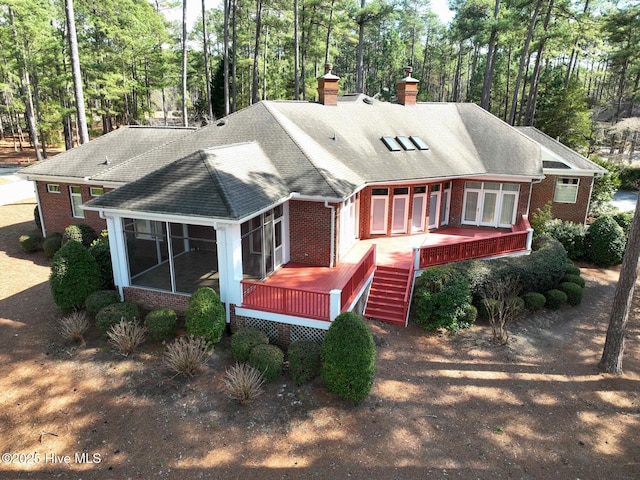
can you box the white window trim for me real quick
[461,182,520,228]
[90,186,104,197]
[554,177,579,203]
[69,186,84,219]
[47,184,60,193]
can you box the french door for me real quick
[462,182,519,228]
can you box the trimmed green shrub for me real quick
[412,265,473,331]
[613,211,634,235]
[248,344,284,382]
[563,274,585,288]
[62,223,97,248]
[544,219,586,260]
[50,240,101,312]
[544,289,567,310]
[231,328,269,362]
[477,298,499,319]
[523,292,546,312]
[85,290,121,315]
[185,287,226,345]
[89,242,113,289]
[288,340,322,385]
[584,215,626,267]
[559,282,583,306]
[43,232,63,258]
[321,312,375,403]
[96,301,139,335]
[19,233,43,253]
[145,308,177,341]
[565,263,581,276]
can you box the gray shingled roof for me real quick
[27,98,548,221]
[516,126,607,173]
[20,126,195,180]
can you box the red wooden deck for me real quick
[240,221,531,322]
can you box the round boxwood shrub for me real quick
[19,233,43,253]
[231,328,269,362]
[563,274,585,288]
[62,223,98,248]
[584,215,626,267]
[96,301,139,335]
[144,308,177,341]
[43,232,63,258]
[559,282,583,306]
[321,312,375,403]
[185,287,226,345]
[523,292,546,312]
[565,263,581,276]
[89,242,113,289]
[544,289,567,310]
[85,290,121,315]
[248,344,284,382]
[50,240,101,312]
[288,340,322,385]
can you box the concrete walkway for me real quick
[0,167,36,206]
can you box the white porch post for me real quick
[329,289,342,321]
[413,246,421,270]
[217,223,243,315]
[105,215,129,299]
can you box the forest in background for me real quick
[1,0,638,162]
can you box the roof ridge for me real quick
[199,150,237,219]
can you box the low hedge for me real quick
[544,289,567,310]
[231,328,269,362]
[85,290,121,315]
[559,282,583,306]
[249,344,284,382]
[288,340,322,385]
[145,308,177,341]
[96,302,139,335]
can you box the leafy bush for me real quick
[248,344,284,382]
[43,232,63,258]
[222,363,265,404]
[612,211,634,235]
[584,215,626,267]
[523,292,546,312]
[107,320,146,355]
[62,223,98,248]
[565,263,581,276]
[460,304,478,326]
[559,282,583,306]
[544,219,586,260]
[530,202,553,237]
[477,298,499,319]
[19,233,43,253]
[89,242,113,289]
[288,340,322,385]
[145,308,177,341]
[321,312,375,403]
[617,165,640,191]
[563,274,585,288]
[544,289,567,310]
[589,158,621,216]
[96,301,139,335]
[185,287,226,345]
[85,290,121,315]
[231,328,269,362]
[58,310,89,343]
[50,240,101,312]
[164,336,212,377]
[412,265,473,331]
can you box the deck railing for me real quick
[416,217,532,270]
[241,244,377,322]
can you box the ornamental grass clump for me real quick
[248,344,284,382]
[164,336,213,377]
[288,340,322,385]
[231,328,269,362]
[58,310,89,343]
[222,363,265,404]
[321,312,375,403]
[107,319,146,355]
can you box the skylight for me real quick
[396,136,415,150]
[410,135,429,150]
[381,136,401,151]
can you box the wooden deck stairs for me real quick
[364,266,413,326]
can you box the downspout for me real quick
[527,177,544,217]
[325,201,335,268]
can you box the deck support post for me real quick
[329,289,342,321]
[413,246,420,271]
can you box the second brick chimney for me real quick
[317,63,340,106]
[397,66,419,106]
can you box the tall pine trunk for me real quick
[181,0,189,126]
[480,0,500,110]
[64,0,89,144]
[251,0,263,105]
[202,0,213,121]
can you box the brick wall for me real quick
[530,175,592,224]
[123,287,190,314]
[37,181,108,235]
[289,199,335,266]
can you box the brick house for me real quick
[20,67,605,342]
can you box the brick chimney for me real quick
[397,66,419,106]
[317,63,340,106]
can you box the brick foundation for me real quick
[123,287,190,314]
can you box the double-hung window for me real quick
[554,177,579,203]
[69,186,84,218]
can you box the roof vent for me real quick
[103,156,111,165]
